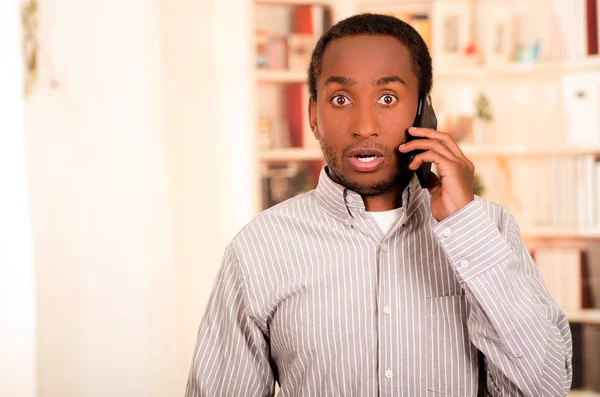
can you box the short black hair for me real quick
[308,13,433,102]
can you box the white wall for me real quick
[26,0,180,395]
[0,1,37,396]
[161,0,257,382]
[24,0,256,396]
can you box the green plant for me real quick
[474,93,493,122]
[473,173,484,196]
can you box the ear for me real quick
[308,98,318,139]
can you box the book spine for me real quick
[588,0,599,55]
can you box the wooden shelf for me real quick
[256,69,307,83]
[569,390,600,397]
[256,0,334,5]
[259,145,600,162]
[257,61,600,84]
[566,309,600,325]
[259,148,322,162]
[521,228,600,240]
[256,0,432,4]
[436,56,600,79]
[461,144,600,157]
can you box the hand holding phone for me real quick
[405,95,437,188]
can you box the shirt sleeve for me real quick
[184,243,275,397]
[432,199,573,397]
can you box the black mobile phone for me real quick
[406,95,437,188]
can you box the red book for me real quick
[292,6,313,34]
[285,83,304,148]
[587,0,598,54]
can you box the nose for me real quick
[352,102,379,138]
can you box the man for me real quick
[185,14,572,397]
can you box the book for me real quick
[588,0,599,55]
[577,156,597,228]
[535,247,583,311]
[285,83,305,148]
[551,157,579,228]
[288,6,315,71]
[596,158,600,227]
[552,0,587,59]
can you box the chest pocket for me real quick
[426,294,479,396]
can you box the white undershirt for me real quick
[366,207,403,235]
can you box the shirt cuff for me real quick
[432,199,514,283]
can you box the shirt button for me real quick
[385,370,393,379]
[443,228,452,238]
[381,244,388,253]
[383,305,391,315]
[460,259,469,268]
[346,195,354,204]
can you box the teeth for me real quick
[357,156,377,163]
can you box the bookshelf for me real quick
[253,0,600,389]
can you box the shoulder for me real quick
[231,189,321,247]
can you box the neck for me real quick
[363,175,411,212]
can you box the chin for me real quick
[339,168,399,196]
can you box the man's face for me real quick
[309,35,420,196]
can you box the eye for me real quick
[331,95,352,107]
[377,94,397,106]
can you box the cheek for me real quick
[378,113,412,142]
[317,107,352,136]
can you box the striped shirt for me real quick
[186,167,573,397]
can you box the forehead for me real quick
[320,35,416,82]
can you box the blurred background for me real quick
[1,0,600,396]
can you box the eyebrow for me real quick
[324,76,357,86]
[374,75,407,86]
[323,75,407,87]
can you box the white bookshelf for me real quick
[254,3,600,386]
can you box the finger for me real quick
[407,127,468,160]
[408,150,456,175]
[399,138,460,162]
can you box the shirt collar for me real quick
[314,166,428,223]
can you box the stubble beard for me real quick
[318,136,411,197]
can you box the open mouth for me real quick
[355,155,378,163]
[346,147,385,172]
